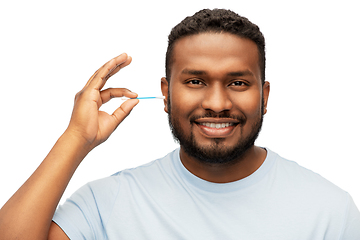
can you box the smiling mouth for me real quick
[197,122,236,129]
[194,120,238,138]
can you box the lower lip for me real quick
[196,123,237,138]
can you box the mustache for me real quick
[189,111,246,124]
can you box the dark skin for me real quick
[0,33,270,239]
[0,54,138,240]
[161,33,270,183]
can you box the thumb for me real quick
[111,99,139,128]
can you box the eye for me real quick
[228,80,249,91]
[230,81,246,86]
[185,79,205,88]
[188,79,203,85]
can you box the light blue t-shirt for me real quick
[53,148,360,239]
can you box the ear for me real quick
[262,81,270,114]
[161,77,169,113]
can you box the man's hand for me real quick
[66,53,139,150]
[0,53,139,240]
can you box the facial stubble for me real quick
[167,94,264,165]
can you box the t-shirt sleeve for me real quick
[340,194,360,239]
[52,177,120,240]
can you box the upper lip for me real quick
[194,118,240,124]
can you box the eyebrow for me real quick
[181,68,254,77]
[181,69,207,76]
[227,70,254,77]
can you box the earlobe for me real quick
[161,77,169,113]
[262,81,270,115]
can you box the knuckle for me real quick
[120,88,130,92]
[74,91,81,101]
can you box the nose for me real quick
[201,84,232,113]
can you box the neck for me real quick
[179,146,267,183]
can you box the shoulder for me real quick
[276,152,341,187]
[269,149,350,207]
[265,149,360,234]
[87,149,179,196]
[54,149,178,224]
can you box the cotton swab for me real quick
[120,96,165,100]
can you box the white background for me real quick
[1,0,359,210]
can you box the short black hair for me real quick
[165,9,266,84]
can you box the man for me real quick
[0,9,359,239]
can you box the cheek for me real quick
[170,85,202,118]
[233,90,262,118]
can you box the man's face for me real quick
[161,33,270,164]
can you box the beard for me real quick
[167,96,264,165]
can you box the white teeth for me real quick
[200,122,233,129]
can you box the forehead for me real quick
[171,33,261,81]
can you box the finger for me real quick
[111,99,139,127]
[105,56,132,81]
[82,69,99,90]
[82,54,131,92]
[82,53,130,91]
[89,53,131,90]
[100,88,138,105]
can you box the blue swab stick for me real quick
[120,96,165,100]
